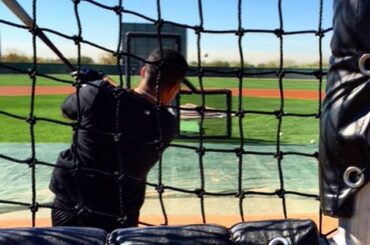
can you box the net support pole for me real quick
[319,0,370,244]
[332,184,370,245]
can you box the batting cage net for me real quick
[0,0,333,239]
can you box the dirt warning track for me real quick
[0,86,324,100]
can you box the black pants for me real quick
[51,197,139,232]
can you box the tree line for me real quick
[1,51,328,68]
[190,59,329,68]
[0,52,117,65]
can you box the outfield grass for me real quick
[0,94,319,144]
[181,94,320,144]
[0,95,73,143]
[0,74,74,86]
[186,76,325,90]
[0,73,321,144]
[0,74,325,90]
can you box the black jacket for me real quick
[50,80,177,223]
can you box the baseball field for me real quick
[0,73,337,232]
[0,74,324,144]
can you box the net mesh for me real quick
[0,0,333,237]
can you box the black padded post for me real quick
[319,0,370,218]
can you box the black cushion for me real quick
[230,219,319,245]
[0,226,107,245]
[0,220,322,244]
[108,224,232,245]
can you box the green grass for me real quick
[0,74,321,144]
[0,94,320,144]
[0,95,73,142]
[0,74,140,86]
[179,94,320,144]
[185,76,325,90]
[0,74,73,86]
[0,74,324,90]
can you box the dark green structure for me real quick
[121,23,187,77]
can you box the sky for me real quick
[0,0,334,65]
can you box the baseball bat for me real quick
[2,0,76,71]
[2,0,198,92]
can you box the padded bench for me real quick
[0,219,322,245]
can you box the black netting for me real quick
[0,0,333,238]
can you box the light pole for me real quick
[204,53,208,66]
[0,27,2,62]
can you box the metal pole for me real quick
[0,27,2,62]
